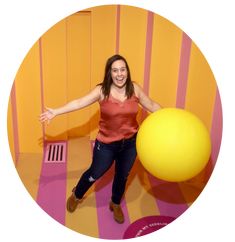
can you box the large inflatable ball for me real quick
[136,108,211,182]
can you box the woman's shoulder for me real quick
[133,81,142,89]
[94,84,102,90]
[93,84,104,101]
[90,84,101,95]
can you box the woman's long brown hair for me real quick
[100,54,134,99]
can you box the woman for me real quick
[40,54,161,224]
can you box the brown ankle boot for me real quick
[66,187,81,213]
[109,201,124,224]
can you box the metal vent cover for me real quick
[44,142,66,163]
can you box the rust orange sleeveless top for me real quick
[96,94,139,143]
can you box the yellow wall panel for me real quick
[119,6,147,86]
[89,6,117,140]
[150,15,182,107]
[14,41,43,153]
[41,20,68,140]
[7,98,16,163]
[66,13,91,138]
[185,42,217,129]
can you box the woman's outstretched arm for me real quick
[39,85,101,124]
[134,82,162,113]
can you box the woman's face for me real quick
[111,59,128,89]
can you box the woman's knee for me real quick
[82,169,98,183]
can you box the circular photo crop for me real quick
[7,4,222,240]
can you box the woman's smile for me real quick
[111,60,128,88]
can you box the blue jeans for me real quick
[74,133,137,204]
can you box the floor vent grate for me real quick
[44,142,66,163]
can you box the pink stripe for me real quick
[36,141,67,224]
[204,88,223,180]
[10,82,20,165]
[210,88,223,165]
[143,11,154,94]
[39,38,45,141]
[141,11,154,120]
[91,142,130,239]
[115,5,120,54]
[65,19,69,119]
[176,33,192,108]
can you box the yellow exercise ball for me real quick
[136,108,211,182]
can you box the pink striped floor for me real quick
[21,137,211,240]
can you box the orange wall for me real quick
[150,15,182,107]
[66,12,91,138]
[89,5,117,139]
[119,6,147,86]
[185,42,217,129]
[9,41,42,155]
[7,5,220,159]
[41,19,68,141]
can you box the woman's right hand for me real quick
[39,107,57,124]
